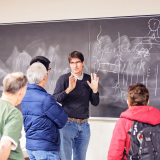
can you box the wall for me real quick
[0,0,160,23]
[0,0,160,159]
[87,119,116,159]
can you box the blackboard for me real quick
[1,15,160,118]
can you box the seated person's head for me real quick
[127,83,149,107]
[2,72,28,105]
[27,62,48,88]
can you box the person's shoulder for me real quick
[5,105,23,123]
[43,93,56,104]
[83,73,90,76]
[0,99,9,111]
[10,106,23,118]
[58,72,71,81]
[83,73,91,80]
[13,109,23,122]
[43,93,61,110]
[116,117,133,132]
[61,72,71,78]
[0,99,21,115]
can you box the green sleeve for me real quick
[2,110,23,146]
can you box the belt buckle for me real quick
[79,119,84,123]
[77,119,79,123]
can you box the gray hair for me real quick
[27,62,47,84]
[3,72,28,94]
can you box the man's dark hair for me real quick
[68,51,84,63]
[30,56,50,71]
[127,83,149,106]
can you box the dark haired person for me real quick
[107,83,160,160]
[0,72,28,160]
[30,55,51,71]
[53,51,99,160]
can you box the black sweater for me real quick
[53,72,99,119]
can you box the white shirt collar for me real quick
[71,72,84,80]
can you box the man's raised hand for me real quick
[65,75,77,94]
[87,73,99,93]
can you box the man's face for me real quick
[69,58,84,75]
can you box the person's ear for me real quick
[18,88,25,99]
[43,75,47,81]
[43,75,48,84]
[82,61,84,67]
[18,88,23,97]
[127,100,131,108]
[15,88,23,106]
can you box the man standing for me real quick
[21,62,68,160]
[53,51,99,160]
[0,72,28,160]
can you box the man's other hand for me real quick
[65,75,77,94]
[87,73,99,93]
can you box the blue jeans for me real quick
[59,120,90,160]
[27,150,60,160]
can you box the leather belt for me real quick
[68,117,88,123]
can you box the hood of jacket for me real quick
[120,106,160,125]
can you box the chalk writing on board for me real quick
[91,18,160,102]
[0,43,70,94]
[155,65,158,96]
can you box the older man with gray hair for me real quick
[0,72,28,160]
[21,62,68,160]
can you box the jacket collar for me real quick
[27,83,47,93]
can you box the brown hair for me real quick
[3,72,28,94]
[127,83,149,106]
[68,51,84,63]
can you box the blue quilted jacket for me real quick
[21,84,68,151]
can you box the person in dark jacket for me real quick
[107,83,160,160]
[21,61,68,160]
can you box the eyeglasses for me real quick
[70,61,82,65]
